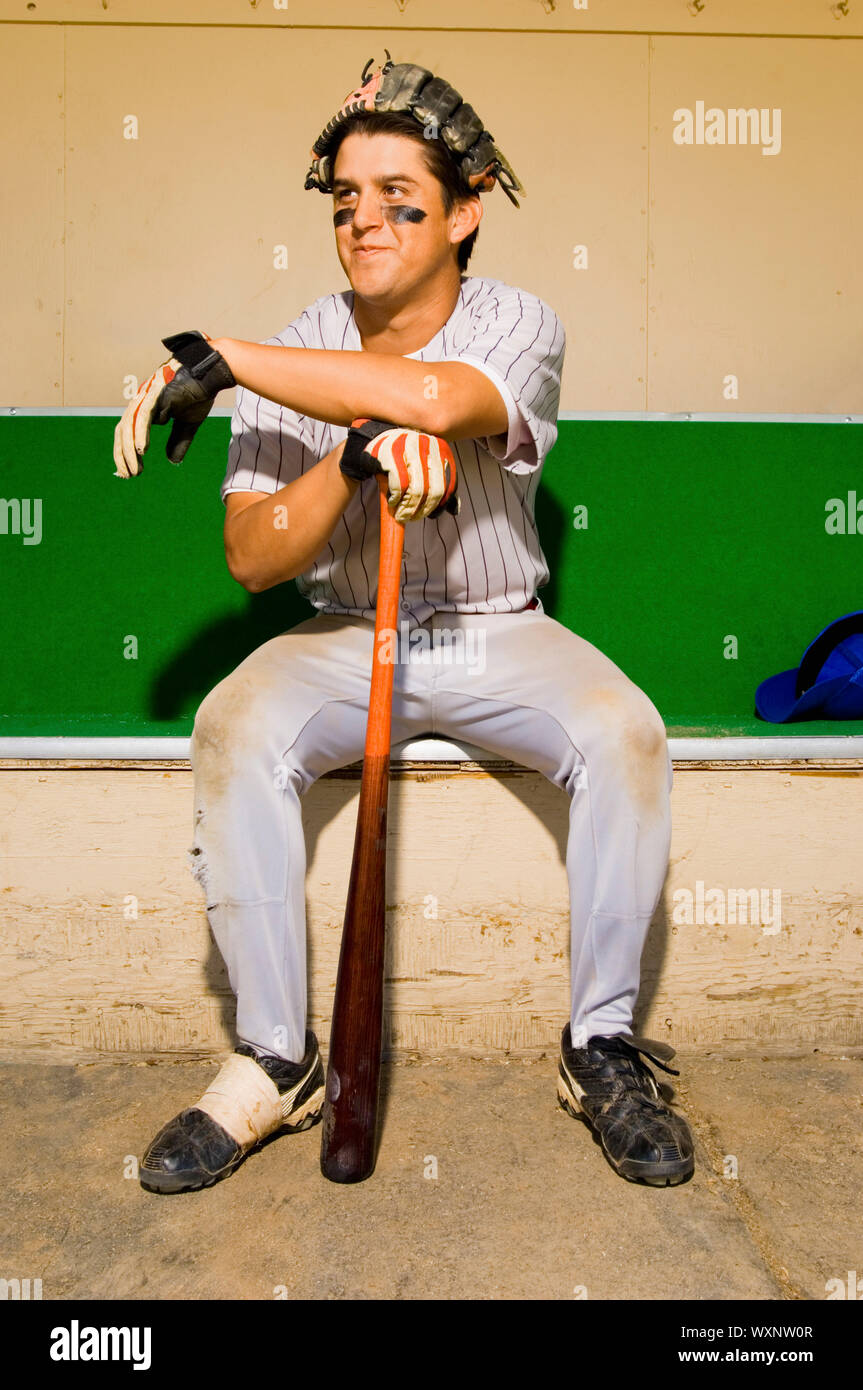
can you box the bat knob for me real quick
[320,1137,367,1184]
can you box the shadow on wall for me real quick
[149,581,312,721]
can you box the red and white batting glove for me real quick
[339,418,460,523]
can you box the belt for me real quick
[521,597,540,611]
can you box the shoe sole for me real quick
[139,1083,326,1195]
[557,1073,694,1187]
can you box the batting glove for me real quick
[113,330,236,478]
[339,418,460,523]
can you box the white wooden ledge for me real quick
[3,735,863,763]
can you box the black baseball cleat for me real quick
[557,1026,695,1187]
[139,1030,325,1194]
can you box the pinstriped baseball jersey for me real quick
[221,274,566,625]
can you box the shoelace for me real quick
[609,1036,680,1078]
[586,1037,679,1112]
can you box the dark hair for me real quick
[326,110,480,272]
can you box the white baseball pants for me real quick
[187,607,673,1062]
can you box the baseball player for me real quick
[114,55,694,1193]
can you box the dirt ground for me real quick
[2,1046,861,1301]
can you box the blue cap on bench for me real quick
[755,611,863,723]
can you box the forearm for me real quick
[214,337,444,433]
[225,444,359,592]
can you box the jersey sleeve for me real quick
[220,323,318,504]
[446,288,566,475]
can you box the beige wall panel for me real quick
[648,37,863,412]
[9,20,863,410]
[61,27,648,411]
[467,34,650,411]
[0,26,65,406]
[1,765,861,1059]
[4,2,860,37]
[63,25,324,405]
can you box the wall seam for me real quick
[61,23,67,406]
[645,33,653,410]
[2,24,862,38]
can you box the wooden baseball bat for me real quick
[320,469,405,1183]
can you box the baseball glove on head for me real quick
[304,50,525,209]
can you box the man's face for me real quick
[331,132,479,301]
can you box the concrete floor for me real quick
[2,1047,861,1301]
